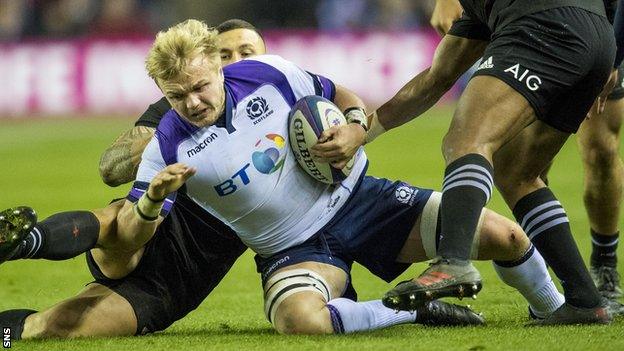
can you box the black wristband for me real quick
[134,204,159,221]
[145,192,165,203]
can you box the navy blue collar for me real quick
[213,86,236,133]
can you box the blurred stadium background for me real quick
[1,1,623,350]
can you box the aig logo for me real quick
[504,64,542,91]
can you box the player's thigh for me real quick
[444,76,537,161]
[23,283,136,338]
[266,262,347,333]
[89,246,145,280]
[578,98,624,159]
[396,192,481,263]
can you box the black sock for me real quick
[513,187,601,308]
[590,230,618,268]
[10,211,99,260]
[0,309,37,341]
[438,154,493,261]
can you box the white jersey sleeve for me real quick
[126,135,177,215]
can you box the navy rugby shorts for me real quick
[255,176,433,300]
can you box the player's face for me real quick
[217,28,266,66]
[159,54,225,128]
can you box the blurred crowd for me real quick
[0,0,436,41]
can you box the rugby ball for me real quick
[288,95,355,184]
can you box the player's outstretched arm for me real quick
[99,126,156,187]
[115,163,195,251]
[368,35,487,140]
[430,0,463,36]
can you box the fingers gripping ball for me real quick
[288,96,355,184]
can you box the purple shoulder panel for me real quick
[155,109,198,165]
[224,59,297,106]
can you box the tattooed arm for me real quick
[99,126,156,187]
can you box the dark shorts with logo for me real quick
[472,7,615,133]
[86,194,246,335]
[255,176,433,299]
[608,65,624,100]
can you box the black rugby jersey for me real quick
[452,0,608,39]
[135,96,172,128]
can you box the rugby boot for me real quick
[590,265,623,300]
[383,258,482,311]
[528,298,624,322]
[527,302,611,326]
[605,299,624,317]
[0,207,36,264]
[415,300,485,326]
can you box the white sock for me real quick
[493,245,565,317]
[326,298,416,334]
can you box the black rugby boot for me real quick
[0,207,36,263]
[527,302,611,326]
[415,300,485,326]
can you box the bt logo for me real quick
[214,134,286,196]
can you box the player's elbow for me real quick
[99,155,127,187]
[99,165,120,187]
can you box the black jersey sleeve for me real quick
[135,97,172,128]
[606,0,618,23]
[447,13,492,41]
[614,0,624,67]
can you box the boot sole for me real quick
[383,281,483,311]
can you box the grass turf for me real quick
[0,107,623,350]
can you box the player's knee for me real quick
[274,299,332,335]
[580,137,620,172]
[479,210,528,260]
[264,269,334,335]
[25,310,78,338]
[499,221,528,259]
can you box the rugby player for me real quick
[0,18,490,340]
[103,19,570,335]
[316,0,620,324]
[0,19,263,339]
[429,0,624,301]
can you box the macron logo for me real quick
[186,132,218,157]
[478,56,494,70]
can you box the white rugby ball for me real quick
[288,95,355,184]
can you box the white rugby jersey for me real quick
[130,55,368,256]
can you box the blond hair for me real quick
[146,19,220,82]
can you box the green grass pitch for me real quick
[0,107,623,350]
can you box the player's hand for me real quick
[311,124,366,169]
[591,68,618,117]
[147,163,196,200]
[430,0,463,36]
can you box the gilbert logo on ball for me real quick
[288,95,355,184]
